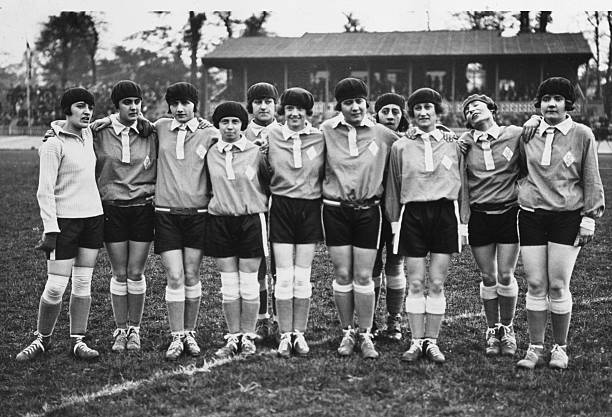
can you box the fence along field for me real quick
[1,150,611,417]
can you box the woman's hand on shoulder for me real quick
[521,115,542,143]
[90,116,112,132]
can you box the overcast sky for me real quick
[0,0,609,68]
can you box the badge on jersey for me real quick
[563,151,575,167]
[368,141,379,156]
[441,155,453,170]
[502,147,513,161]
[245,165,256,180]
[306,146,318,161]
[143,155,151,170]
[196,144,207,160]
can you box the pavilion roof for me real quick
[202,30,592,64]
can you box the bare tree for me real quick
[586,12,602,98]
[80,14,99,84]
[605,12,612,117]
[184,12,207,86]
[537,11,552,33]
[214,11,240,38]
[343,12,365,32]
[242,12,271,37]
[518,11,531,34]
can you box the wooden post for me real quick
[408,62,413,94]
[451,59,456,106]
[325,62,330,112]
[202,63,209,119]
[494,61,499,101]
[243,67,248,104]
[366,62,371,100]
[284,62,288,90]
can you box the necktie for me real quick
[540,127,555,166]
[292,133,303,168]
[224,144,235,180]
[176,124,186,160]
[347,124,359,157]
[422,134,434,172]
[120,127,130,163]
[480,135,495,170]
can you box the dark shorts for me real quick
[103,204,155,243]
[154,212,207,254]
[397,199,459,257]
[206,213,267,258]
[518,208,581,246]
[269,195,323,244]
[468,206,519,247]
[322,204,381,249]
[50,215,104,260]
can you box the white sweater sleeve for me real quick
[36,137,62,233]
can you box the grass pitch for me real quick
[1,150,611,416]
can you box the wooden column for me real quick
[451,59,456,104]
[201,63,208,118]
[366,62,371,100]
[408,62,413,94]
[324,62,330,111]
[494,61,499,101]
[283,62,288,90]
[243,67,248,104]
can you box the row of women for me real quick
[16,75,604,370]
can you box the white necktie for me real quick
[347,124,359,157]
[291,134,303,168]
[224,144,235,180]
[176,124,186,160]
[480,135,495,171]
[540,127,555,166]
[120,127,131,163]
[422,134,434,172]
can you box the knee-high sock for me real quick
[525,292,548,345]
[497,278,518,326]
[184,281,202,331]
[372,275,382,312]
[37,274,69,337]
[332,280,354,329]
[354,281,375,332]
[386,272,406,316]
[270,250,277,319]
[165,286,185,333]
[69,266,93,336]
[240,271,260,333]
[404,294,426,339]
[480,282,499,328]
[275,266,294,333]
[221,272,241,333]
[127,275,146,327]
[424,295,446,339]
[550,294,572,346]
[293,266,312,332]
[257,258,269,317]
[110,276,128,329]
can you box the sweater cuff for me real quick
[43,219,60,234]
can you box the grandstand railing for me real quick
[0,125,49,136]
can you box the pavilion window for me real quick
[466,63,486,95]
[499,79,517,101]
[425,70,447,98]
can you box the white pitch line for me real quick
[28,295,612,416]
